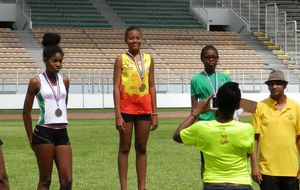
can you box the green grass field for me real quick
[0,111,259,189]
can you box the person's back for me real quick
[188,120,253,185]
[173,82,254,190]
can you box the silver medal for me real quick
[55,108,62,117]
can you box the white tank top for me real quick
[36,73,68,125]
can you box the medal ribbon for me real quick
[43,72,60,108]
[127,51,144,79]
[203,71,218,96]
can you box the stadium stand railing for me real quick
[263,3,300,66]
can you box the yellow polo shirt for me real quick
[252,96,300,176]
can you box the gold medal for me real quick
[55,108,62,117]
[139,84,146,92]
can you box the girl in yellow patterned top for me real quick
[113,26,158,190]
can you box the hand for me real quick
[151,114,158,131]
[115,116,126,133]
[28,134,34,151]
[297,167,300,181]
[29,139,34,151]
[192,94,213,116]
[252,165,262,184]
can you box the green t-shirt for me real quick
[190,71,231,121]
[180,120,254,185]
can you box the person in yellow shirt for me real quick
[113,26,158,190]
[251,70,300,190]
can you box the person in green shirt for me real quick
[190,45,232,178]
[190,45,231,121]
[174,82,254,190]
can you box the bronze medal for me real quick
[55,108,62,117]
[127,51,145,91]
[139,84,146,92]
[43,73,63,118]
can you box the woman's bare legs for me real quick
[0,147,9,190]
[54,145,72,190]
[118,122,134,190]
[34,144,72,190]
[134,120,151,190]
[34,144,55,190]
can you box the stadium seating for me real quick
[30,28,268,86]
[106,0,203,30]
[0,28,38,71]
[2,1,288,92]
[0,28,39,85]
[26,0,112,28]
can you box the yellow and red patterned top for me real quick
[120,52,152,114]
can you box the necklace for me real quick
[127,51,146,92]
[203,70,218,96]
[43,72,62,117]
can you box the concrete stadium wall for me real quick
[0,3,31,29]
[189,7,248,34]
[0,4,16,22]
[1,93,300,110]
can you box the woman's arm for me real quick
[22,77,40,146]
[173,95,212,143]
[149,56,158,130]
[63,75,70,105]
[113,56,125,132]
[191,96,198,113]
[251,134,262,183]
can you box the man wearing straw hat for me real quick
[251,70,300,190]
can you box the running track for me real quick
[0,112,251,120]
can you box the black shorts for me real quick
[121,113,152,122]
[260,175,299,190]
[0,138,3,145]
[32,125,70,146]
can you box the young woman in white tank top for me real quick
[22,32,72,190]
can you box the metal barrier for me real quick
[277,11,287,52]
[1,69,300,93]
[264,3,299,65]
[265,3,277,43]
[286,21,297,63]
